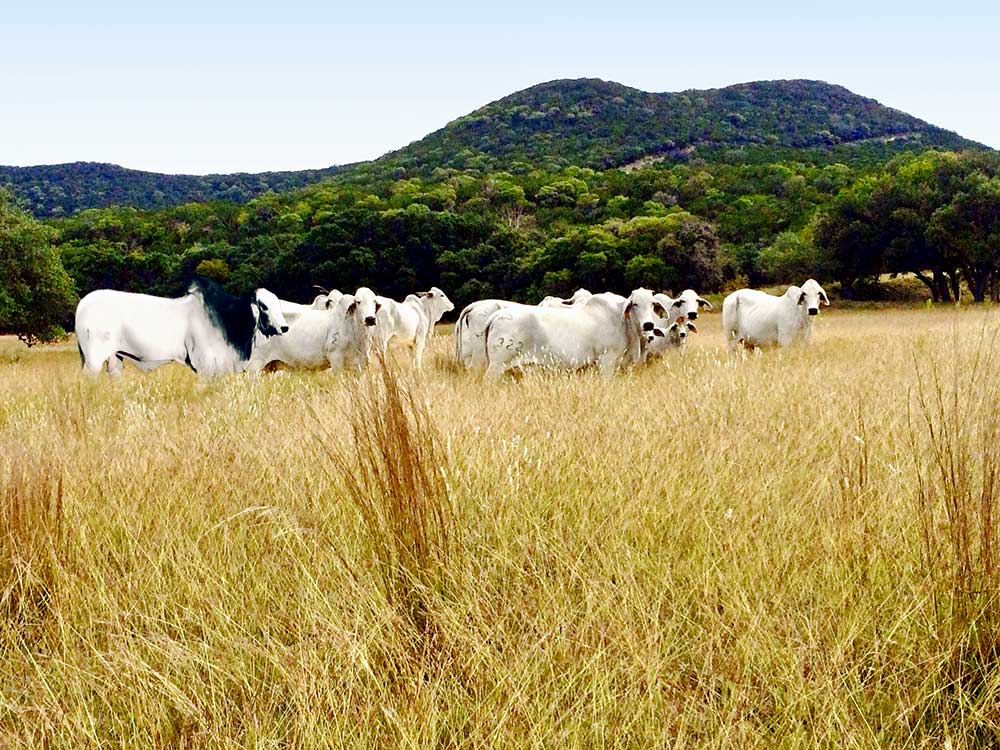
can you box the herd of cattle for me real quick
[72,277,831,379]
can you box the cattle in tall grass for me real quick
[482,289,660,379]
[74,277,288,377]
[722,279,830,352]
[375,287,455,368]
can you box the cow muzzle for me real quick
[280,325,289,334]
[364,316,376,326]
[808,308,818,316]
[642,321,654,332]
[688,311,698,320]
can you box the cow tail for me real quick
[77,339,85,367]
[728,295,740,342]
[482,316,496,369]
[454,306,471,362]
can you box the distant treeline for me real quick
[0,162,341,218]
[2,147,998,345]
[49,148,1000,306]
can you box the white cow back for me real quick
[247,308,336,373]
[483,292,645,379]
[454,299,518,369]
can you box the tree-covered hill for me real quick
[3,79,985,217]
[373,78,981,175]
[0,161,342,218]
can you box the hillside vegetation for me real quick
[0,162,341,218]
[3,308,1000,746]
[2,79,980,217]
[376,78,976,176]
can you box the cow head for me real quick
[419,286,455,323]
[646,316,697,358]
[797,279,830,317]
[670,289,712,321]
[645,326,670,358]
[624,288,665,334]
[352,287,381,327]
[252,288,289,337]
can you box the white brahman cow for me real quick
[645,318,697,358]
[375,287,454,368]
[247,306,334,373]
[722,278,830,352]
[248,287,380,373]
[454,299,515,370]
[481,288,660,380]
[325,293,377,371]
[454,289,594,369]
[75,277,289,377]
[654,289,713,324]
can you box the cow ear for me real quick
[797,291,806,305]
[346,300,357,316]
[686,321,698,333]
[622,301,635,319]
[375,300,382,312]
[697,296,713,310]
[653,328,666,337]
[820,289,831,306]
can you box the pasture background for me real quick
[2,307,1000,748]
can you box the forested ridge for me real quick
[1,78,997,344]
[371,78,976,176]
[3,78,979,218]
[0,162,343,219]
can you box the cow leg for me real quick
[598,351,620,379]
[79,348,106,377]
[245,355,268,375]
[326,351,344,371]
[106,354,124,377]
[81,358,105,377]
[484,358,508,381]
[412,337,425,370]
[777,325,798,347]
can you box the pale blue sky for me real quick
[2,1,997,174]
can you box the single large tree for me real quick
[0,191,77,345]
[926,173,1000,302]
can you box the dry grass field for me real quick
[2,306,1000,748]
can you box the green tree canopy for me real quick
[0,191,78,345]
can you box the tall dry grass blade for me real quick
[907,324,1000,724]
[1,445,65,630]
[313,352,457,649]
